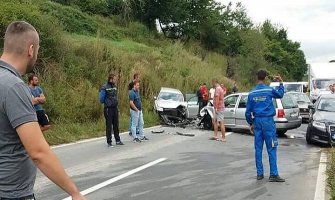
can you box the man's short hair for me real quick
[256,69,267,81]
[133,73,139,80]
[28,74,37,83]
[108,73,116,80]
[4,21,38,55]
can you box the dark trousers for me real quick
[104,107,120,144]
[0,194,35,200]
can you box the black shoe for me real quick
[133,138,141,143]
[269,175,285,182]
[141,136,149,141]
[257,175,264,180]
[128,132,132,136]
[107,143,113,148]
[116,141,124,145]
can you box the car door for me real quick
[235,94,249,129]
[224,94,239,127]
[186,94,199,119]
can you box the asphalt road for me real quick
[35,123,322,200]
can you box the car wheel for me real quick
[203,114,213,130]
[277,130,287,137]
[306,127,313,144]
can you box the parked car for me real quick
[154,87,197,126]
[199,92,302,136]
[287,92,312,122]
[306,94,335,145]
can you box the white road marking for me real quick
[52,125,162,149]
[61,158,167,200]
[314,151,327,200]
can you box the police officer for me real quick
[100,73,124,147]
[245,69,285,182]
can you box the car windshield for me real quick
[158,92,184,102]
[317,98,335,112]
[281,94,298,109]
[284,84,303,93]
[313,79,335,90]
[289,93,311,103]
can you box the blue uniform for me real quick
[245,83,284,176]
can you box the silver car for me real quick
[200,92,302,135]
[286,92,312,122]
[154,88,198,126]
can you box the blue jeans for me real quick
[130,109,144,139]
[129,110,139,135]
[254,117,278,176]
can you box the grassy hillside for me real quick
[0,0,242,145]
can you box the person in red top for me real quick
[211,79,226,142]
[201,83,209,106]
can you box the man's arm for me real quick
[36,93,46,104]
[99,88,106,104]
[130,100,138,112]
[17,122,85,200]
[272,83,285,98]
[271,76,284,98]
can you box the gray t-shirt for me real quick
[0,60,37,198]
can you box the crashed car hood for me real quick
[156,100,187,109]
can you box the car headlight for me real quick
[312,121,326,131]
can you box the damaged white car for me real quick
[154,87,197,126]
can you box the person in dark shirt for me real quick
[128,73,140,136]
[0,21,85,200]
[99,73,124,147]
[129,80,148,143]
[28,74,51,132]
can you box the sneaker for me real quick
[141,136,149,141]
[133,138,141,143]
[128,132,132,136]
[107,143,113,148]
[269,175,285,182]
[257,175,264,180]
[116,141,124,145]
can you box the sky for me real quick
[218,0,335,63]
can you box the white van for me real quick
[270,82,308,93]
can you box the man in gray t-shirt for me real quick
[0,21,85,199]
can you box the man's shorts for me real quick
[213,111,224,122]
[0,194,35,200]
[36,110,50,126]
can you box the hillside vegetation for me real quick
[0,0,307,144]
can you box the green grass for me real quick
[0,0,235,145]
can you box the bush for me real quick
[0,0,63,61]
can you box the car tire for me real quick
[203,114,213,130]
[306,127,313,144]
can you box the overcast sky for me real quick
[218,0,335,63]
